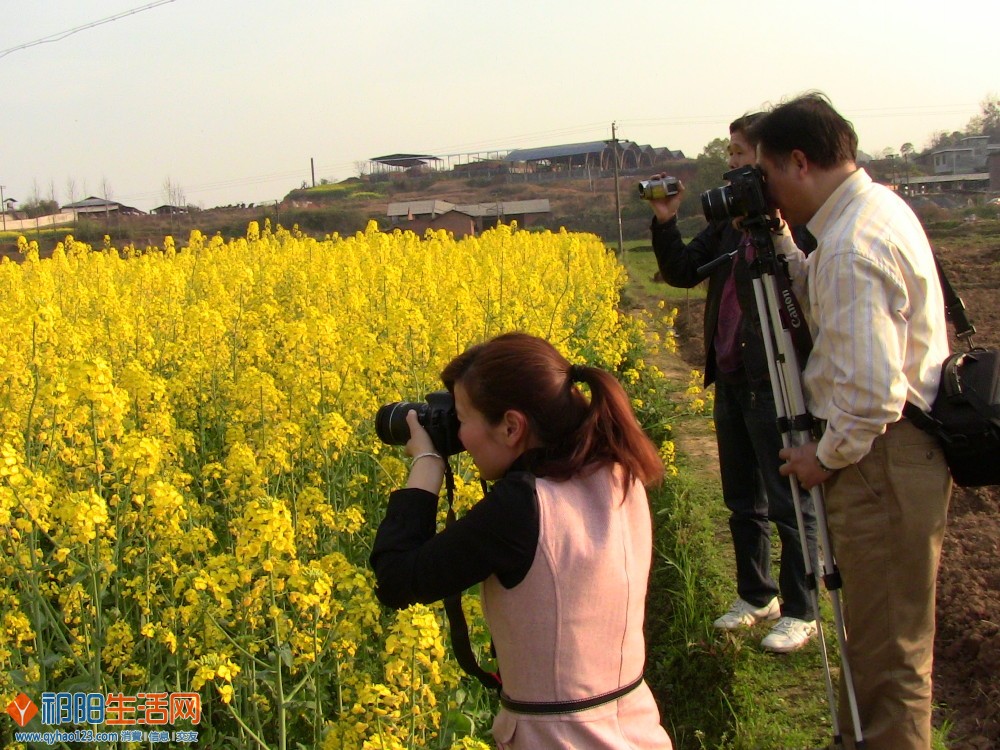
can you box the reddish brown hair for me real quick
[441,332,663,488]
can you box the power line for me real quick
[0,1,178,60]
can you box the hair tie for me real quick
[568,364,586,382]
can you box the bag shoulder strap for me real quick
[903,399,940,431]
[931,255,977,346]
[904,253,974,425]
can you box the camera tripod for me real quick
[699,216,866,748]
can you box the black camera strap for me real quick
[442,592,501,691]
[441,464,502,692]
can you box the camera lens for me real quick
[701,185,734,222]
[374,401,424,445]
[374,391,464,456]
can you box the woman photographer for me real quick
[370,332,673,749]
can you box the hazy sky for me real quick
[2,0,997,212]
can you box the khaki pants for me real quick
[823,420,951,750]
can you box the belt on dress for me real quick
[499,673,644,715]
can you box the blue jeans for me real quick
[713,378,817,620]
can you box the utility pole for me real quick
[311,158,316,188]
[0,185,5,230]
[608,123,624,256]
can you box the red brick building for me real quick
[386,199,550,237]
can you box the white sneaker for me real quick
[760,617,817,653]
[713,597,781,630]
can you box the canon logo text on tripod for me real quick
[782,288,803,329]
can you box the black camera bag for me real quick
[903,258,1000,487]
[906,348,1000,486]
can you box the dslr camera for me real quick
[637,176,680,201]
[375,390,464,456]
[700,165,769,222]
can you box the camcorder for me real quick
[637,176,680,201]
[374,390,464,456]
[700,165,769,222]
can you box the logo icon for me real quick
[6,693,39,727]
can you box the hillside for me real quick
[8,160,992,260]
[280,167,706,241]
[1,167,705,261]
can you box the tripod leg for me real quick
[750,275,843,744]
[753,268,866,748]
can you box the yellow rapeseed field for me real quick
[0,221,674,749]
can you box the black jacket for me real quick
[651,216,770,387]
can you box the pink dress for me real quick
[482,465,673,749]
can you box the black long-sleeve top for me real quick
[369,461,540,610]
[651,215,746,386]
[651,215,815,388]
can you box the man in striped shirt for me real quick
[754,92,952,750]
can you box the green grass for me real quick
[300,182,361,194]
[619,244,708,303]
[638,330,842,748]
[0,227,74,242]
[645,467,737,749]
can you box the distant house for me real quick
[458,199,552,229]
[151,204,189,215]
[61,196,145,217]
[386,199,551,237]
[930,135,1000,175]
[898,173,991,195]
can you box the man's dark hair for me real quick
[729,112,765,148]
[756,92,858,168]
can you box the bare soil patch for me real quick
[926,231,1000,749]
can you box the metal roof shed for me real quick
[369,154,442,173]
[504,140,652,171]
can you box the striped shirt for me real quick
[776,169,949,469]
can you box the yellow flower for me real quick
[217,683,235,704]
[0,222,652,747]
